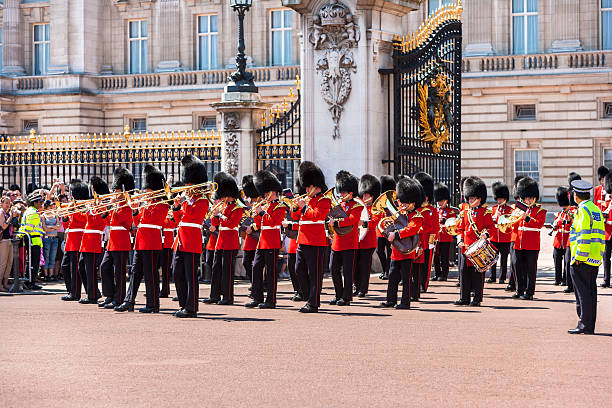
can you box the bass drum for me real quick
[380,213,419,255]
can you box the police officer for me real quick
[19,191,45,290]
[567,180,605,334]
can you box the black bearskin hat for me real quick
[380,175,396,193]
[26,182,38,195]
[142,164,166,191]
[112,167,135,192]
[254,170,283,196]
[335,170,359,196]
[214,172,240,199]
[517,176,539,201]
[295,178,306,196]
[241,175,260,199]
[463,176,487,203]
[397,177,424,207]
[556,186,570,207]
[298,161,326,191]
[90,176,110,196]
[598,166,609,181]
[492,181,510,201]
[414,172,434,202]
[359,174,381,199]
[604,173,612,195]
[181,154,208,185]
[69,179,90,200]
[568,172,581,186]
[433,183,450,202]
[9,184,20,192]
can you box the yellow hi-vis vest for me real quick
[569,200,605,266]
[18,206,44,247]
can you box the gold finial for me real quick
[281,97,289,112]
[295,75,301,91]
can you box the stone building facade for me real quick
[0,0,611,201]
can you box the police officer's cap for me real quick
[570,179,593,194]
[27,191,44,203]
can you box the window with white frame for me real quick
[512,0,538,55]
[604,149,612,170]
[603,0,612,50]
[128,20,148,74]
[131,118,147,132]
[515,149,539,182]
[197,15,218,70]
[33,24,50,75]
[428,0,453,15]
[198,116,217,131]
[271,10,293,66]
[23,119,38,133]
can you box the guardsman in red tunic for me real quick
[413,172,439,294]
[505,176,525,292]
[241,175,262,288]
[594,166,609,211]
[488,182,513,284]
[551,187,572,286]
[432,183,458,282]
[512,177,547,300]
[99,168,134,309]
[294,161,331,313]
[245,170,286,309]
[354,174,381,297]
[455,177,496,306]
[202,172,243,305]
[60,180,90,301]
[116,165,168,313]
[601,173,612,288]
[455,176,469,288]
[160,203,177,298]
[171,155,210,318]
[328,171,362,306]
[282,180,305,301]
[203,201,220,283]
[379,178,424,309]
[376,175,396,280]
[78,177,109,304]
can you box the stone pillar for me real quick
[2,0,26,76]
[284,0,420,178]
[47,0,71,74]
[156,0,183,72]
[548,0,582,52]
[212,92,271,180]
[464,0,495,56]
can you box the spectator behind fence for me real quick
[42,200,61,282]
[8,185,22,203]
[0,196,17,291]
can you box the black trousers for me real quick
[460,264,485,302]
[211,249,238,302]
[386,259,413,306]
[564,246,573,289]
[100,250,129,304]
[434,241,451,279]
[125,250,161,308]
[296,244,326,308]
[570,262,598,332]
[458,251,466,283]
[330,249,357,301]
[81,252,102,301]
[251,248,280,304]
[60,250,73,294]
[603,239,612,285]
[160,248,173,296]
[508,243,517,290]
[419,249,433,292]
[354,248,375,294]
[376,237,391,275]
[288,252,302,295]
[204,249,214,282]
[553,246,566,284]
[242,249,255,283]
[173,250,201,312]
[515,249,539,296]
[410,260,422,299]
[490,241,510,281]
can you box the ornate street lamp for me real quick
[227,0,258,93]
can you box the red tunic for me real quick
[63,212,87,252]
[242,213,261,252]
[437,205,459,243]
[359,205,379,250]
[205,216,219,251]
[594,185,606,211]
[491,204,513,243]
[172,197,209,253]
[162,216,176,249]
[286,208,300,254]
[257,201,286,250]
[457,205,496,267]
[215,201,243,251]
[106,206,133,252]
[295,194,331,247]
[512,204,547,251]
[133,202,168,251]
[389,210,423,261]
[415,204,439,263]
[79,211,106,254]
[600,197,612,240]
[552,208,572,249]
[331,200,363,251]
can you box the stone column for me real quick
[548,0,582,52]
[2,0,26,76]
[464,0,495,56]
[212,92,271,180]
[156,0,183,72]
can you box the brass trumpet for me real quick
[281,193,312,211]
[496,201,529,234]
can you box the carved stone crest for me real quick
[223,113,240,176]
[309,0,360,139]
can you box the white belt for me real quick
[518,227,541,232]
[261,226,281,230]
[163,228,175,233]
[83,229,104,235]
[299,220,325,225]
[138,224,162,230]
[219,226,238,231]
[110,226,128,232]
[66,228,84,233]
[179,222,203,230]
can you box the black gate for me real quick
[256,79,301,189]
[381,3,463,203]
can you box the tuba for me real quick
[324,187,353,236]
[371,190,419,255]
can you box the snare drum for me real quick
[465,237,499,273]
